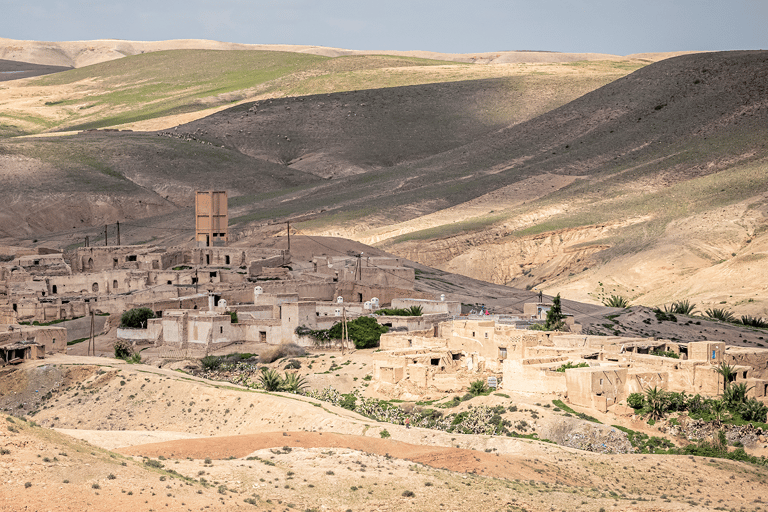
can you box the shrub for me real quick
[627,393,645,409]
[705,308,736,323]
[280,373,308,393]
[650,349,680,359]
[740,398,768,423]
[653,308,677,322]
[229,311,238,324]
[258,369,283,391]
[25,482,32,488]
[329,316,389,349]
[469,380,489,396]
[259,343,306,364]
[669,299,696,315]
[200,355,221,370]
[380,429,391,438]
[119,307,156,329]
[113,339,140,362]
[555,361,589,372]
[603,295,629,308]
[740,315,768,328]
[402,490,415,497]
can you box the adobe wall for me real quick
[566,367,628,412]
[502,359,567,394]
[726,348,768,379]
[0,325,66,355]
[391,298,461,316]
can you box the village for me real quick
[2,191,768,430]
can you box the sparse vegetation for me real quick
[705,307,736,323]
[602,295,629,308]
[554,361,589,372]
[259,343,306,364]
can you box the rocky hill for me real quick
[1,47,766,313]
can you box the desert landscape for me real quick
[1,36,768,512]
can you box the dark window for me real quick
[113,280,118,289]
[452,353,461,361]
[92,282,99,292]
[51,285,57,294]
[33,260,40,265]
[167,280,172,285]
[210,272,217,278]
[192,277,198,284]
[126,255,137,262]
[431,358,440,366]
[225,255,230,265]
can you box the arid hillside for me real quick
[2,357,767,512]
[1,48,766,314]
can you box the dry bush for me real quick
[259,343,306,364]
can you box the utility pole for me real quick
[341,306,347,355]
[287,221,291,254]
[116,221,120,246]
[104,225,108,246]
[88,308,95,356]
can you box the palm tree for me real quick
[723,382,753,408]
[714,362,736,392]
[645,386,668,420]
[258,368,283,391]
[281,373,308,393]
[710,399,729,424]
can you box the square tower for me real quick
[196,191,228,247]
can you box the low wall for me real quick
[61,315,109,342]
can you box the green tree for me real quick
[120,307,156,329]
[544,294,566,331]
[715,362,736,392]
[328,316,389,349]
[644,386,668,420]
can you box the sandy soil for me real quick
[3,354,768,511]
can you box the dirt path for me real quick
[118,430,567,484]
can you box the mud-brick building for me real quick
[0,324,66,364]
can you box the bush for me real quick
[740,315,768,328]
[627,393,645,409]
[653,308,677,322]
[650,349,680,359]
[113,339,140,363]
[119,307,156,329]
[380,429,391,439]
[705,308,736,323]
[229,311,238,324]
[328,316,389,349]
[200,355,221,370]
[603,295,630,308]
[669,299,696,315]
[555,361,589,372]
[258,369,283,391]
[469,380,489,396]
[259,343,306,364]
[740,398,768,423]
[280,373,308,393]
[402,490,415,497]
